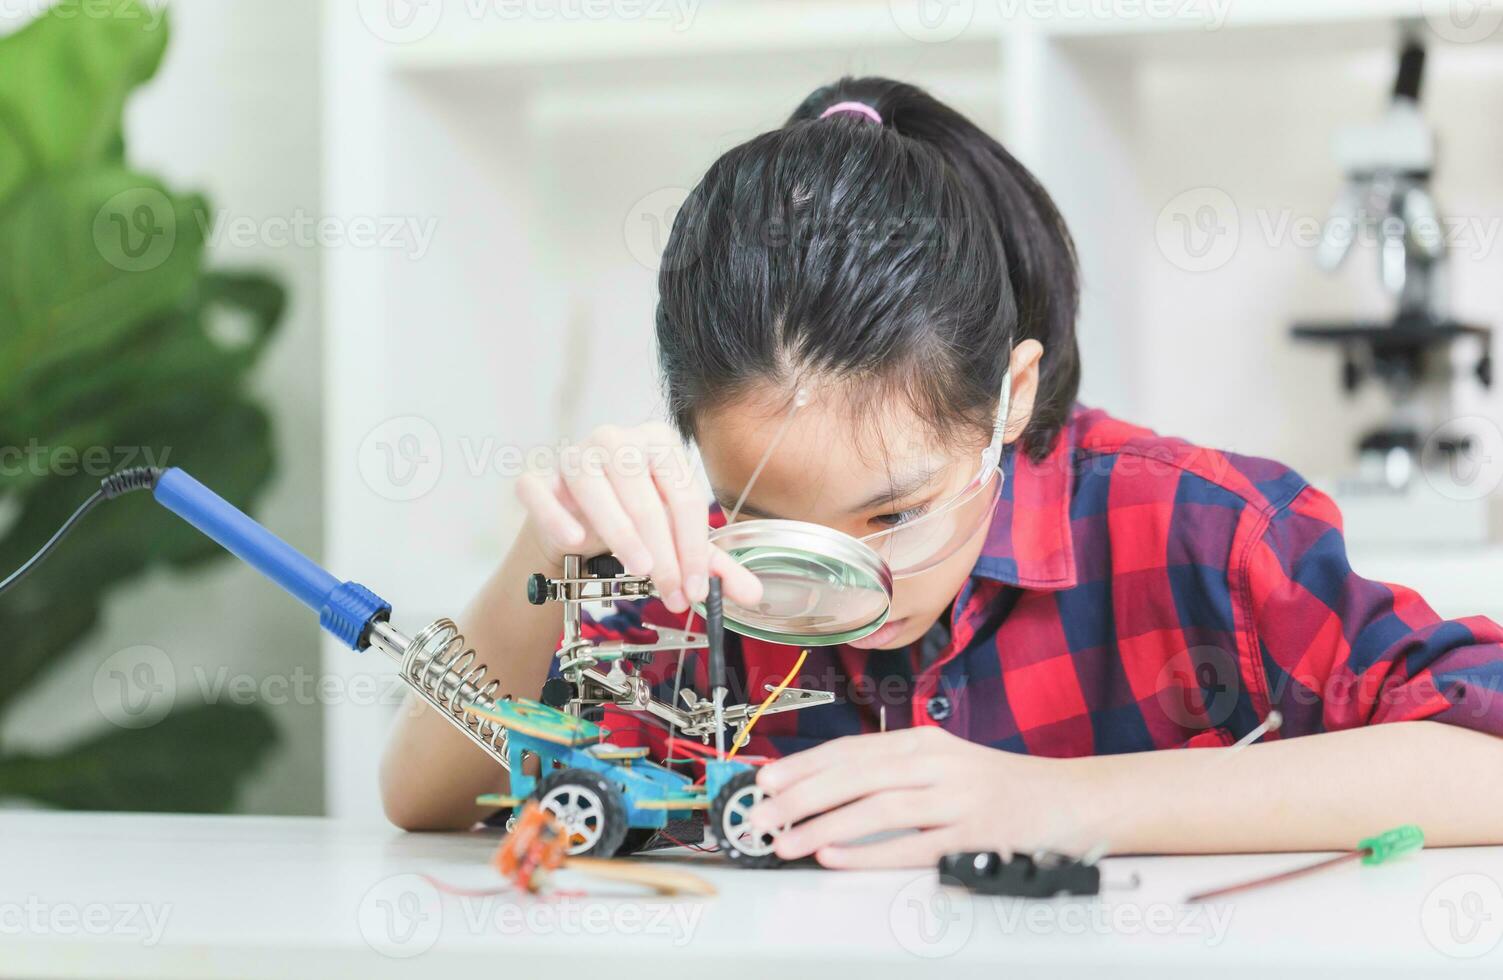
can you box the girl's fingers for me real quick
[560,464,653,577]
[751,751,931,831]
[772,789,954,860]
[652,442,710,605]
[584,429,681,608]
[524,423,765,611]
[816,827,961,870]
[626,481,684,610]
[515,472,586,552]
[597,462,683,611]
[709,545,764,606]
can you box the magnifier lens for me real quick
[708,520,893,646]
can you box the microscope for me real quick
[1292,34,1493,544]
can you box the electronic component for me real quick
[939,850,1102,898]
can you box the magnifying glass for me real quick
[708,519,894,646]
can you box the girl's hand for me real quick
[514,421,762,614]
[749,727,1094,869]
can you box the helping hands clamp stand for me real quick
[526,554,833,743]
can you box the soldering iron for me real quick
[0,467,517,771]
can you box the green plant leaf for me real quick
[0,168,206,403]
[0,702,278,812]
[0,0,168,202]
[0,0,287,815]
[0,271,284,480]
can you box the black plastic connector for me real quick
[938,851,1101,898]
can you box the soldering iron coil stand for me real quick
[367,617,513,771]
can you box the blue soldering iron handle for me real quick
[152,468,390,649]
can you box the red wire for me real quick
[657,830,718,853]
[418,874,514,897]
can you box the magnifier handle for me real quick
[706,576,727,694]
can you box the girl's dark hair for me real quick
[655,76,1080,461]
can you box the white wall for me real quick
[1,0,325,815]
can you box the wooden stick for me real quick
[567,857,718,897]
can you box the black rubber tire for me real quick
[710,770,785,868]
[534,768,628,858]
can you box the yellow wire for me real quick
[727,649,808,760]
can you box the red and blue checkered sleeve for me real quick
[1244,485,1503,738]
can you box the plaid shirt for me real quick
[583,407,1503,759]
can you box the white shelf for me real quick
[383,0,1503,74]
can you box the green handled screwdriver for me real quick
[1187,825,1425,902]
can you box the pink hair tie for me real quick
[819,101,882,125]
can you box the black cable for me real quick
[0,467,165,598]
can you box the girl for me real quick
[382,78,1503,867]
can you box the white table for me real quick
[3,812,1501,978]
